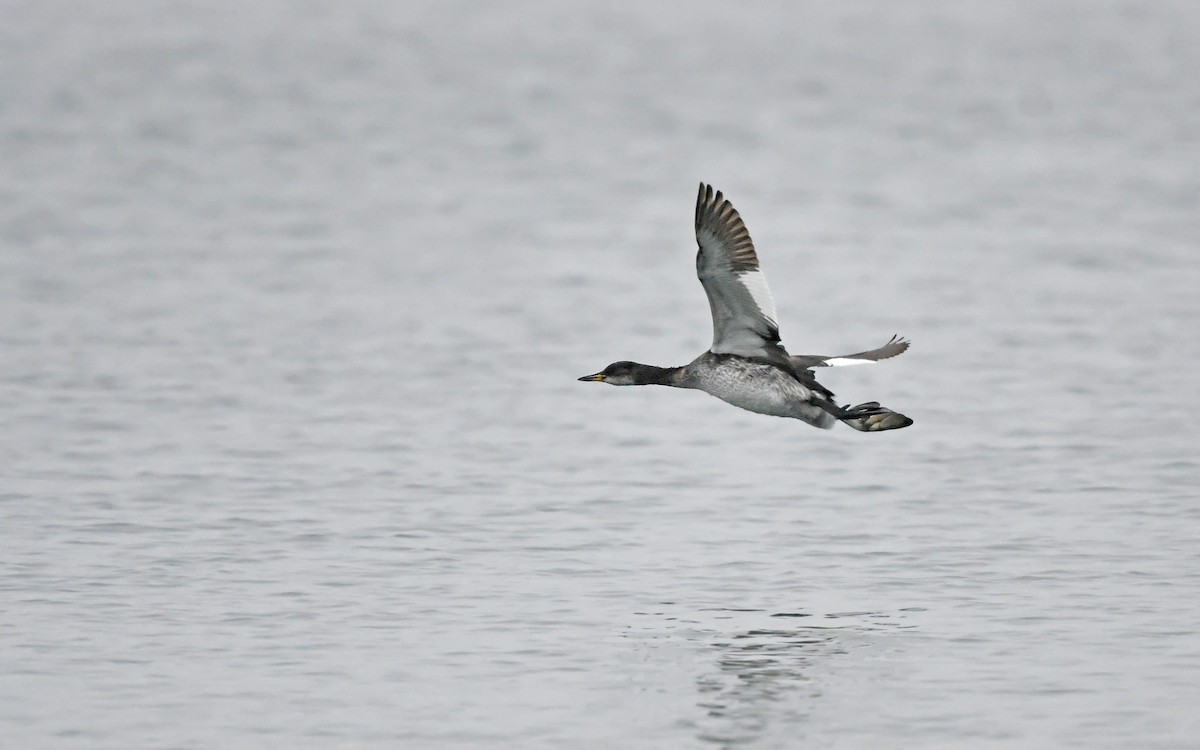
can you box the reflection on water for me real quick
[697,624,836,746]
[632,607,921,747]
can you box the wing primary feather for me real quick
[694,183,781,357]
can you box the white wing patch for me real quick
[736,269,778,329]
[822,357,874,366]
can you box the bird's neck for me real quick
[630,363,686,386]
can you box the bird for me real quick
[578,183,913,432]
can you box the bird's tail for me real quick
[837,401,913,432]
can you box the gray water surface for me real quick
[3,2,1200,748]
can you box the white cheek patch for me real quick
[736,270,778,328]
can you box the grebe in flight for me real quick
[579,183,912,432]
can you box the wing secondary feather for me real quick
[788,335,910,369]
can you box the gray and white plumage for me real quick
[788,334,910,370]
[694,182,783,360]
[579,183,912,432]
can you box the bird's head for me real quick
[577,361,644,386]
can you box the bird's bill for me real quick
[577,372,606,382]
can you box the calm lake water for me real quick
[3,1,1199,748]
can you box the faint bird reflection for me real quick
[693,623,841,747]
[628,606,920,747]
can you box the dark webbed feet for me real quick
[838,402,913,432]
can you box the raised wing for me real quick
[694,183,782,358]
[788,335,910,370]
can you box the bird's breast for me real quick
[689,359,814,418]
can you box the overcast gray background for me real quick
[3,1,1199,748]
